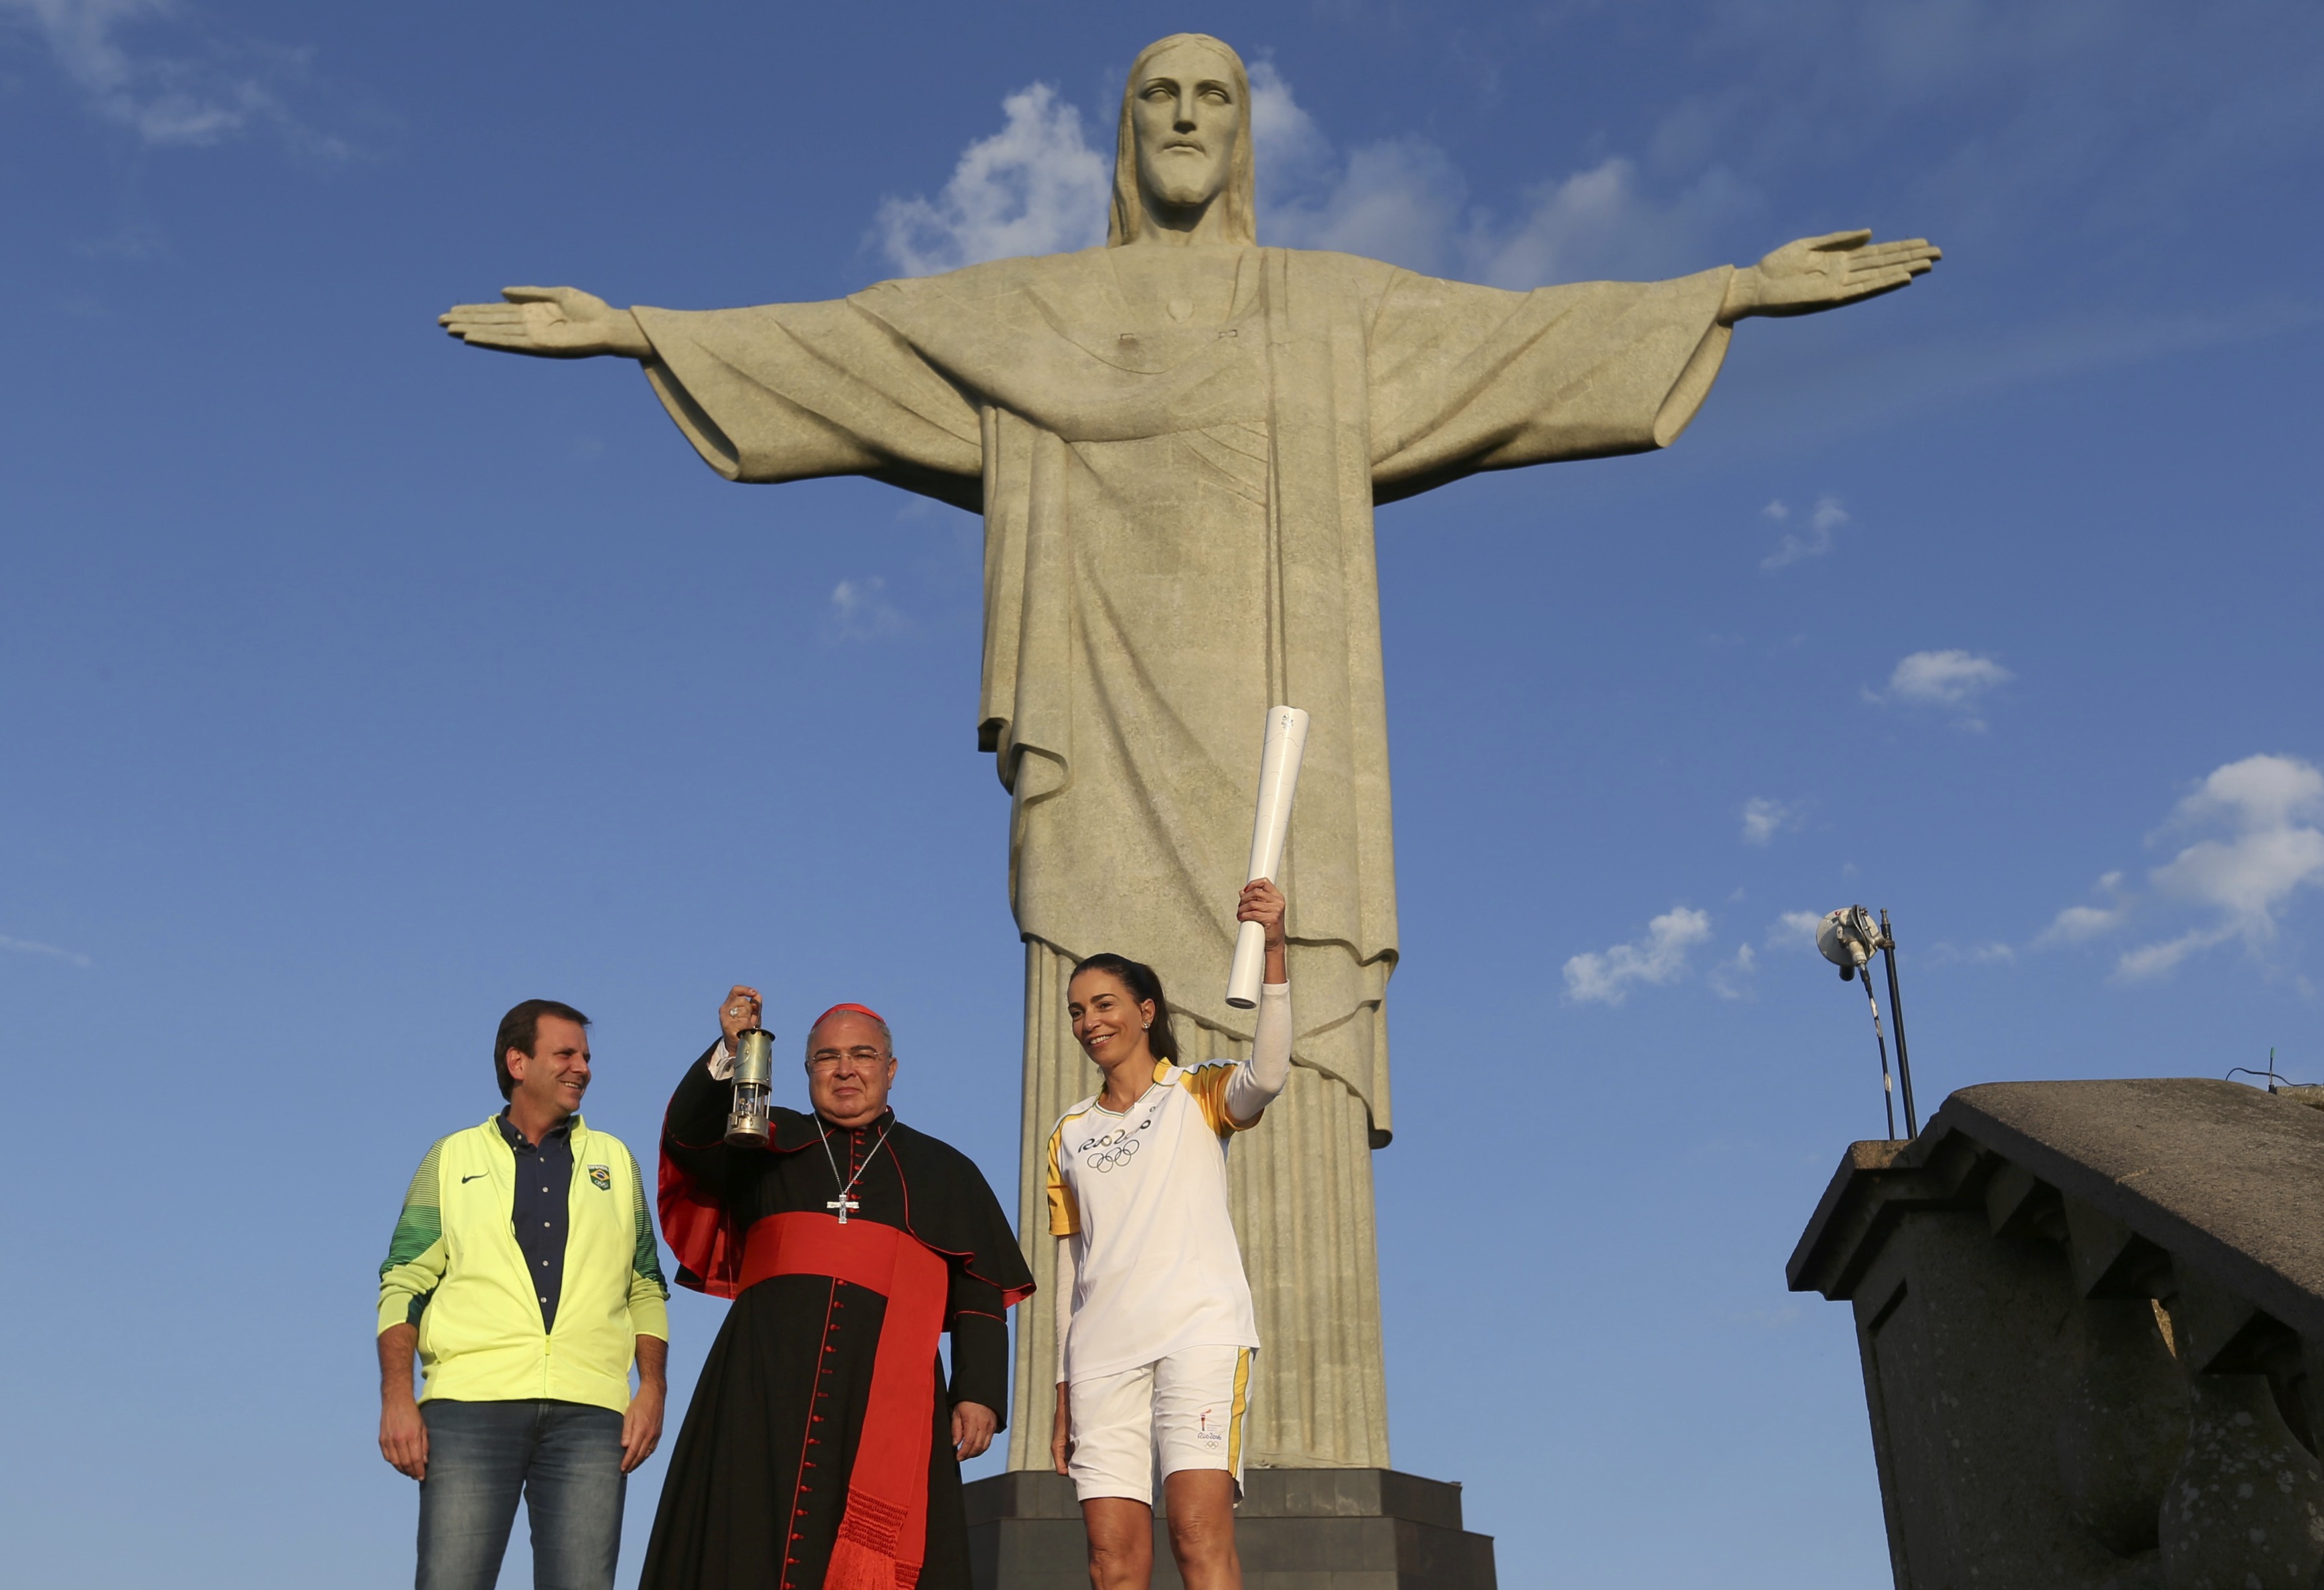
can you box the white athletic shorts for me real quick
[1066,1344,1254,1506]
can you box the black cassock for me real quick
[641,1046,1033,1590]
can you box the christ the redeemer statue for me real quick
[441,32,1939,1474]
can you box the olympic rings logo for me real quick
[1086,1139,1141,1173]
[1077,1119,1150,1173]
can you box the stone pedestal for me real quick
[964,1468,1497,1590]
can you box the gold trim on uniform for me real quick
[1227,1347,1251,1474]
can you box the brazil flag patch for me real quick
[588,1164,612,1192]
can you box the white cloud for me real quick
[2170,752,2324,846]
[873,83,1109,276]
[1248,59,1466,274]
[1563,906,1712,1005]
[2046,904,2127,941]
[2115,754,2324,980]
[1265,137,1752,286]
[1471,158,1758,291]
[1247,59,1333,208]
[1760,495,1852,570]
[2039,870,2131,944]
[1870,649,2014,730]
[1708,941,1758,1000]
[2036,756,2324,981]
[1265,135,1467,276]
[885,60,1754,285]
[1917,937,2019,967]
[0,933,92,968]
[1740,797,1797,846]
[1473,158,1639,286]
[1768,910,1825,949]
[0,0,334,149]
[2113,934,2204,981]
[1890,649,2013,706]
[827,576,910,641]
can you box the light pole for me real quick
[1816,905,1920,1141]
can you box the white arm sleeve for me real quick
[1053,1236,1077,1386]
[707,1037,736,1081]
[1222,981,1291,1125]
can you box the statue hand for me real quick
[438,285,653,358]
[1722,230,1940,322]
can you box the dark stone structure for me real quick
[965,1468,1496,1590]
[1791,1078,2324,1590]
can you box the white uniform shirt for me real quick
[1045,987,1289,1382]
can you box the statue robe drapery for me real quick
[632,246,1733,1467]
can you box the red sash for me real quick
[741,1212,949,1590]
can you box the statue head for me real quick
[1108,33,1256,247]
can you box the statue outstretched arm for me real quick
[1720,230,1941,323]
[438,286,653,358]
[438,281,985,503]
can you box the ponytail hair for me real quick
[1069,953,1179,1063]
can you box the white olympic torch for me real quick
[1225,704,1310,1010]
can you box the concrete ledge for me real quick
[1789,1078,2324,1334]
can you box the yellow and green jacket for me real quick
[377,1115,668,1413]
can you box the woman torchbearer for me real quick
[1046,880,1293,1590]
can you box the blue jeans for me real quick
[417,1399,625,1590]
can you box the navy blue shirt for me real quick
[496,1111,574,1332]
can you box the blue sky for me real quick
[2,2,2320,1585]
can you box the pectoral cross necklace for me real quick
[817,1120,891,1224]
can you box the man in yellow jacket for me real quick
[377,998,671,1590]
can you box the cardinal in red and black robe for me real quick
[641,1000,1033,1590]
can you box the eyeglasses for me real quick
[807,1048,890,1072]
